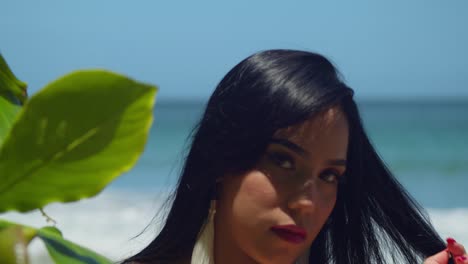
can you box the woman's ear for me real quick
[214,177,223,199]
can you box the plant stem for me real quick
[39,208,56,226]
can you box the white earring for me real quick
[191,200,216,264]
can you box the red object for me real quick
[270,225,307,244]
[447,238,456,245]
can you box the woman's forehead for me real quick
[273,107,348,142]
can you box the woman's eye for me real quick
[319,169,342,183]
[268,152,295,170]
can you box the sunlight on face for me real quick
[214,106,349,264]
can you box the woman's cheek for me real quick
[233,170,279,217]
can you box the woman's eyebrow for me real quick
[270,138,309,157]
[327,159,347,167]
[270,138,347,167]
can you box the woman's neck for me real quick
[213,216,258,264]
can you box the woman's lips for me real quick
[270,225,307,244]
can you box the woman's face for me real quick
[215,107,349,264]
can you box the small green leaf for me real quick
[0,95,21,146]
[37,226,112,264]
[0,70,157,212]
[0,220,37,264]
[0,220,112,264]
[0,227,29,264]
[0,53,27,146]
[40,226,63,237]
[0,219,37,240]
[0,53,28,104]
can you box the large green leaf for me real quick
[0,70,157,212]
[0,53,27,146]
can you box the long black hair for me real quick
[125,49,445,263]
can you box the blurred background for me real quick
[2,1,467,262]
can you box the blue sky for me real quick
[2,1,467,101]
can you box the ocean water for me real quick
[2,100,468,263]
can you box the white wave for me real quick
[1,190,467,264]
[427,208,468,245]
[1,190,167,264]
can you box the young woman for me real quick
[125,50,467,263]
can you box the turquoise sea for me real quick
[4,99,468,263]
[112,99,468,208]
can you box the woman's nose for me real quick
[287,181,317,213]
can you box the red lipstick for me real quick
[270,225,307,244]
